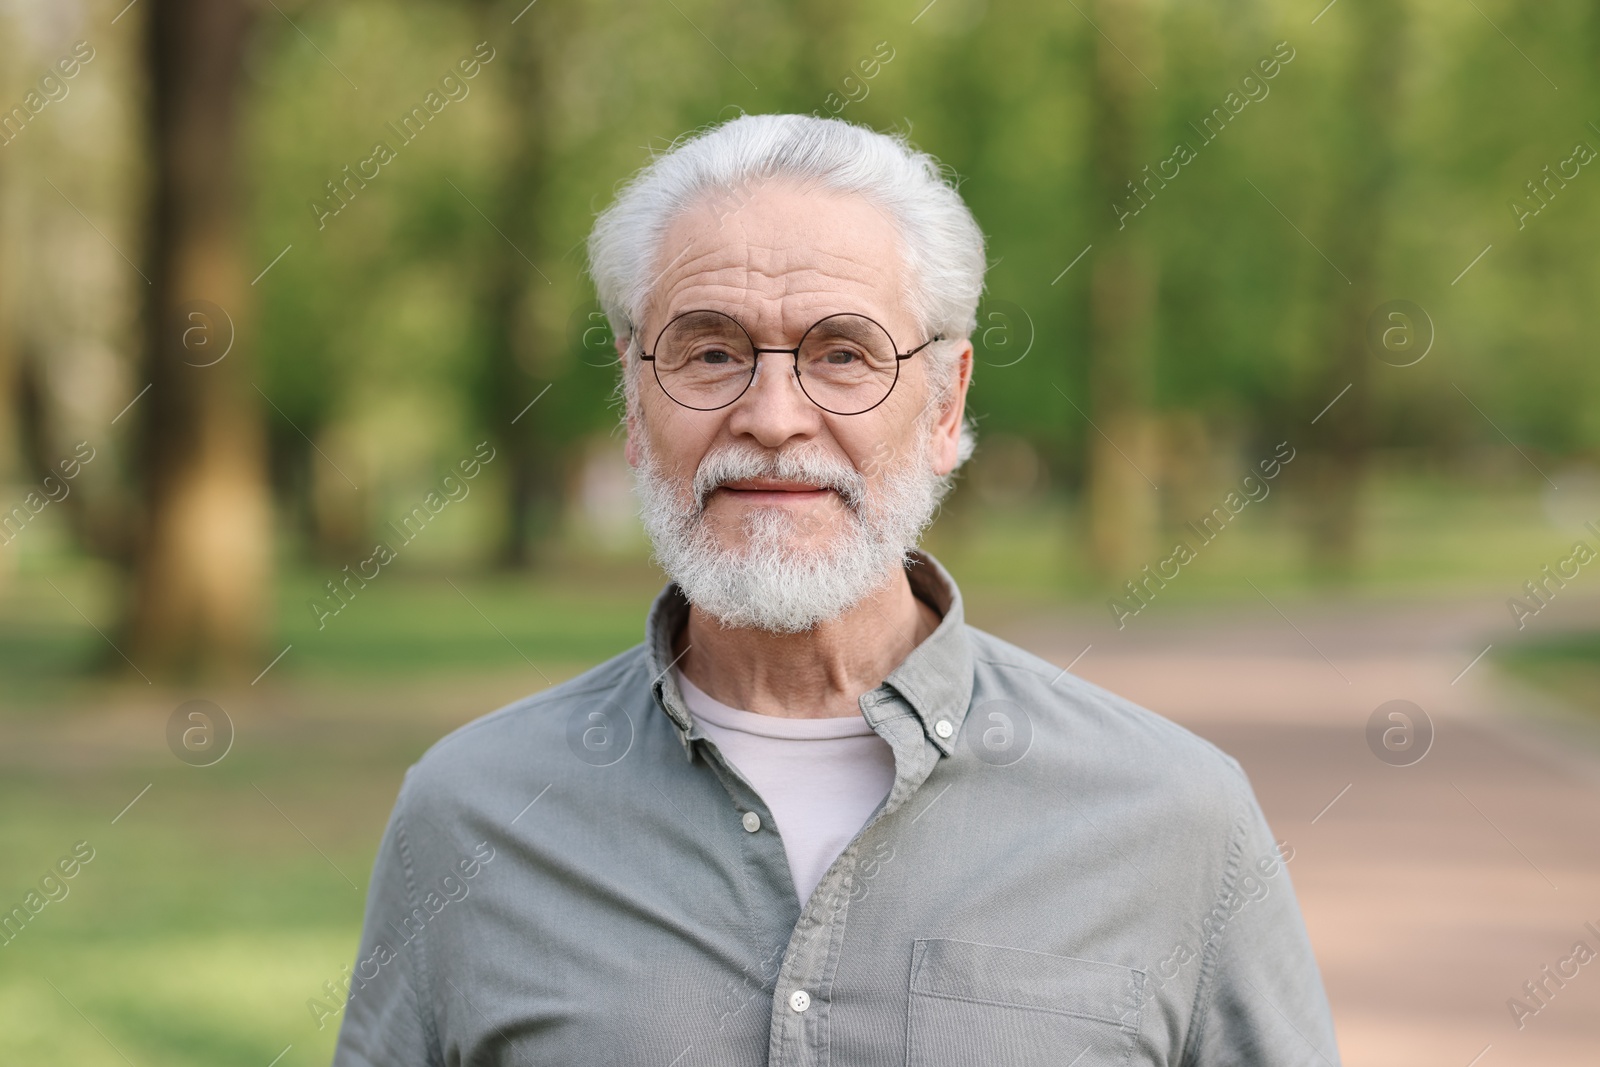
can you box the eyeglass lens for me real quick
[650,310,900,414]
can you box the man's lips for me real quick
[711,478,837,504]
[720,478,829,492]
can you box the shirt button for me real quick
[741,811,761,832]
[934,719,954,739]
[788,989,811,1013]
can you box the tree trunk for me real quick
[126,0,271,678]
[1304,0,1406,577]
[474,1,567,569]
[1085,0,1159,578]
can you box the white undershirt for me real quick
[675,667,896,906]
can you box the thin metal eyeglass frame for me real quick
[636,309,944,415]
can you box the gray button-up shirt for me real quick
[331,552,1340,1066]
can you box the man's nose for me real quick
[725,351,822,446]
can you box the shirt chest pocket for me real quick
[906,939,1146,1067]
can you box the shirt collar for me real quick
[646,550,974,760]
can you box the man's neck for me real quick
[674,567,941,719]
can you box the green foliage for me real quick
[230,0,1600,571]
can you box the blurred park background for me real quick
[2,0,1600,1062]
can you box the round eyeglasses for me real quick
[637,309,943,416]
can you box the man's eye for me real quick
[823,348,859,365]
[699,348,734,364]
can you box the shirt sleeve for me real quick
[331,771,443,1067]
[1181,769,1342,1067]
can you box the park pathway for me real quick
[979,586,1600,1067]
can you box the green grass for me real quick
[0,753,409,1066]
[1495,633,1600,721]
[927,469,1581,605]
[279,564,657,674]
[0,558,662,708]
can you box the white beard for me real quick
[633,430,947,633]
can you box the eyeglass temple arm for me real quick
[898,334,945,361]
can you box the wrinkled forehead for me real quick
[640,183,915,346]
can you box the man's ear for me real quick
[930,341,973,476]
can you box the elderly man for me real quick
[332,113,1340,1066]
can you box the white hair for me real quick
[586,112,986,466]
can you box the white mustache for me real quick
[691,445,867,512]
[632,426,948,633]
